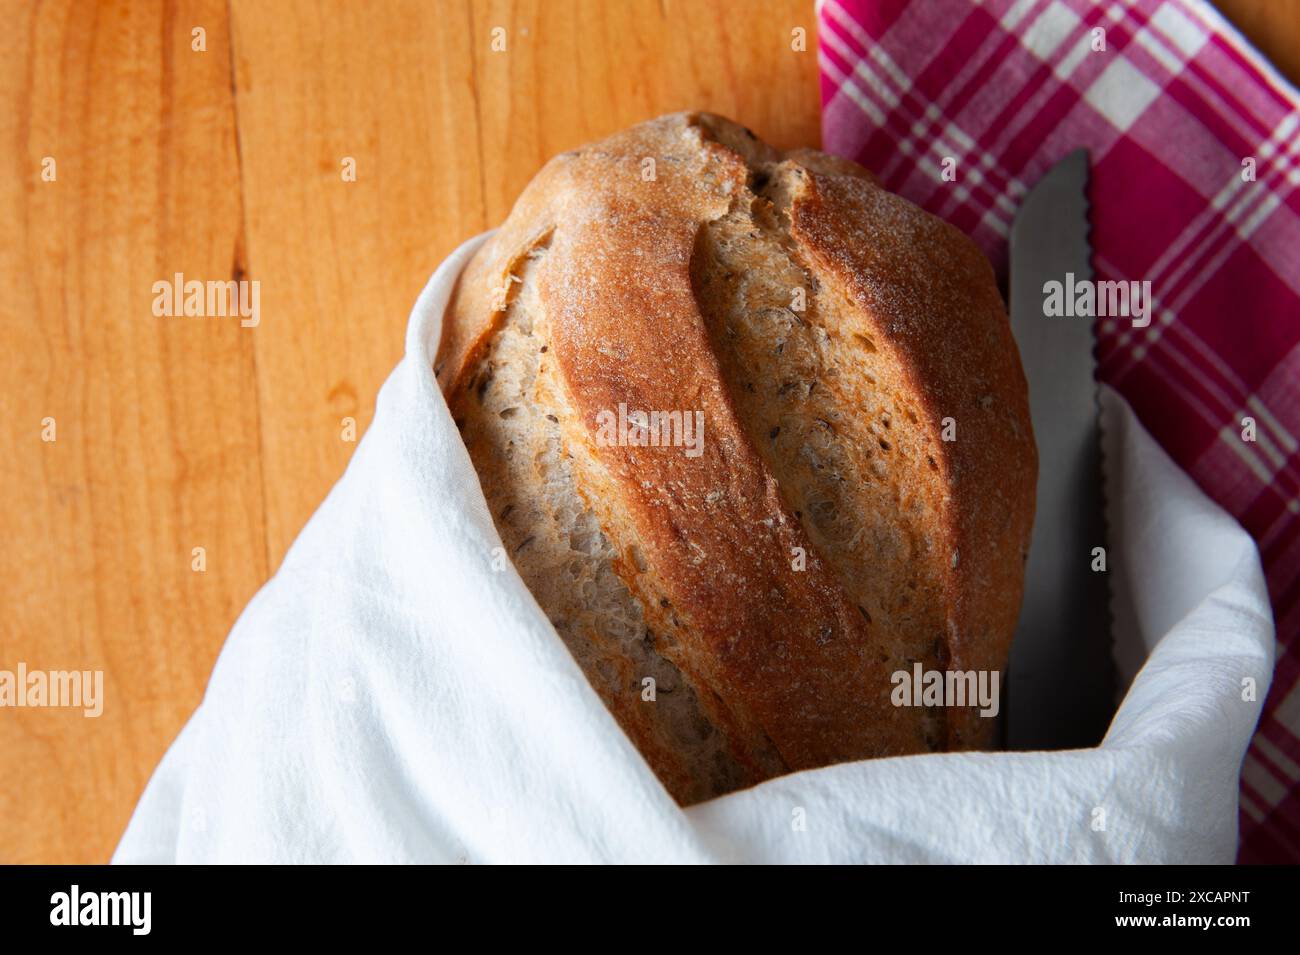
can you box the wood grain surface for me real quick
[0,0,1293,864]
[0,0,819,864]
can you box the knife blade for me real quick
[1005,149,1115,750]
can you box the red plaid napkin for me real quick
[818,0,1300,863]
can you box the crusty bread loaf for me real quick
[436,112,1036,804]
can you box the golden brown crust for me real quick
[787,171,1035,747]
[437,112,1035,794]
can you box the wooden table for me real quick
[0,0,1292,863]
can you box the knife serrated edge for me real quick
[1087,182,1121,723]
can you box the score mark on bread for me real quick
[437,112,1036,804]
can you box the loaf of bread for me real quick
[436,112,1036,804]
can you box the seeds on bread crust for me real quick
[439,112,1036,803]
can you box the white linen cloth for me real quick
[114,233,1274,864]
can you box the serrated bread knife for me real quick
[1005,149,1116,750]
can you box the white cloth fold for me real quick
[114,233,1274,864]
